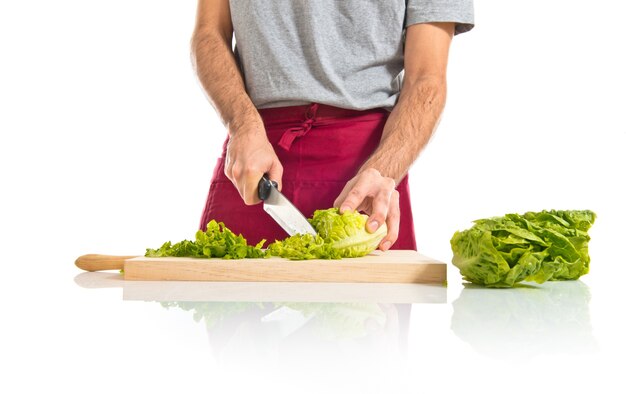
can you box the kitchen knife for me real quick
[258,175,317,236]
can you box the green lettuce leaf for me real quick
[309,208,387,258]
[265,233,342,260]
[276,302,387,339]
[267,208,387,260]
[450,210,596,287]
[146,220,266,259]
[146,208,386,261]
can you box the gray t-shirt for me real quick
[229,0,474,110]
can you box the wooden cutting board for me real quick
[75,250,446,284]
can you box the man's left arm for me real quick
[334,22,455,251]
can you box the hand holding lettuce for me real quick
[450,210,596,287]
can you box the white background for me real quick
[1,1,625,393]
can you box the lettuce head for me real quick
[310,208,387,257]
[266,208,387,260]
[450,209,596,287]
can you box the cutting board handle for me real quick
[75,254,138,272]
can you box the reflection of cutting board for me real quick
[75,250,446,284]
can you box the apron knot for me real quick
[278,103,319,151]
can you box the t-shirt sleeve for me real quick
[405,0,475,35]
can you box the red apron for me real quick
[199,103,417,250]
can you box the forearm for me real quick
[191,31,262,135]
[359,77,447,184]
[191,2,282,203]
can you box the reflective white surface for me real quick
[73,272,447,303]
[2,1,626,393]
[2,251,624,394]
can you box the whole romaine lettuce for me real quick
[450,210,596,287]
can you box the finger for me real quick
[242,168,264,205]
[224,141,236,181]
[233,173,248,203]
[338,176,374,213]
[228,161,247,201]
[333,178,356,209]
[379,191,400,251]
[366,188,392,233]
[267,158,284,191]
[224,157,236,183]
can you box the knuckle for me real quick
[242,166,254,175]
[388,210,400,222]
[374,192,390,204]
[363,168,380,178]
[372,208,389,222]
[242,193,256,206]
[371,198,389,216]
[389,197,400,212]
[348,188,365,200]
[243,167,262,181]
[369,213,385,223]
[384,177,396,189]
[387,209,400,224]
[231,165,243,180]
[390,193,400,210]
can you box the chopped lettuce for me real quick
[146,208,386,260]
[146,220,266,259]
[450,210,596,287]
[265,233,343,260]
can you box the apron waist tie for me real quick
[278,103,319,151]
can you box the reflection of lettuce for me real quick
[276,303,386,340]
[160,301,386,340]
[451,281,596,359]
[267,208,387,260]
[450,210,596,287]
[160,302,264,330]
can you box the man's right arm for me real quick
[192,0,283,205]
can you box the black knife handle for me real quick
[258,175,278,201]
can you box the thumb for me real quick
[267,159,284,191]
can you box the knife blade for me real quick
[258,176,317,236]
